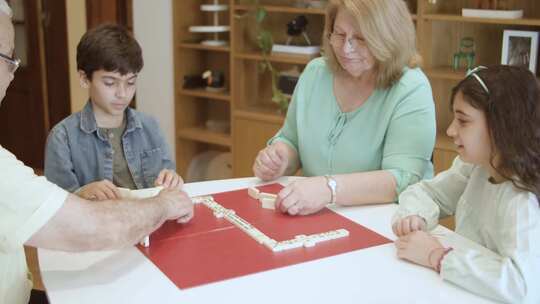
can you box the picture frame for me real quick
[501,30,539,73]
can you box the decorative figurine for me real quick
[202,70,226,92]
[182,70,225,92]
[453,37,476,71]
[286,15,311,46]
[272,15,321,55]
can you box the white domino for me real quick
[140,235,150,248]
[260,198,276,210]
[248,187,260,199]
[118,186,163,200]
[259,192,277,200]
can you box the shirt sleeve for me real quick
[393,157,474,230]
[440,191,540,303]
[382,74,436,195]
[44,125,81,192]
[0,147,68,253]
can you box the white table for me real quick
[39,177,495,304]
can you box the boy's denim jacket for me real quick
[44,102,175,192]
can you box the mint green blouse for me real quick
[270,57,436,195]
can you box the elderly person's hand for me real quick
[253,142,290,181]
[275,176,332,216]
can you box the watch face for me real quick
[329,179,337,188]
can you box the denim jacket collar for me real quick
[79,101,142,138]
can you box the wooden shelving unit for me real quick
[234,4,325,15]
[422,13,540,26]
[173,0,540,179]
[178,42,231,52]
[177,127,232,147]
[417,0,540,173]
[179,88,231,101]
[234,51,317,65]
[173,0,233,178]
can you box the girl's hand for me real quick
[275,176,332,216]
[395,230,444,270]
[392,215,427,237]
[253,142,290,181]
[154,169,184,190]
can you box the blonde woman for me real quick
[253,0,436,215]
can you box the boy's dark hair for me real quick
[451,65,540,198]
[77,23,143,79]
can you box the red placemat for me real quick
[138,183,391,289]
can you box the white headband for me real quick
[466,66,489,94]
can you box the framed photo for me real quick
[501,30,539,74]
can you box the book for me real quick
[462,8,523,19]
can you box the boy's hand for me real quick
[78,180,121,201]
[154,169,184,189]
[392,215,427,237]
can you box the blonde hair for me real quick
[322,0,421,89]
[0,0,12,18]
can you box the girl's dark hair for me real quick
[451,65,540,198]
[77,23,143,79]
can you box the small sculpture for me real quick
[182,70,225,92]
[453,37,476,71]
[286,15,311,46]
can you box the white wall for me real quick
[133,0,176,163]
[65,0,88,112]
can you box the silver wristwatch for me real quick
[324,175,337,204]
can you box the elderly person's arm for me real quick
[25,189,193,252]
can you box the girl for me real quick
[392,65,540,303]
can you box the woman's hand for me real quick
[395,230,444,270]
[392,215,427,237]
[154,169,184,190]
[77,180,120,201]
[275,176,332,216]
[253,142,291,181]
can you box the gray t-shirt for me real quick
[99,119,137,189]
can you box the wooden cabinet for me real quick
[233,116,282,177]
[173,0,540,178]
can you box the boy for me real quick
[45,24,182,200]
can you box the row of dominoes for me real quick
[200,196,276,246]
[248,187,277,210]
[198,195,350,252]
[271,229,350,252]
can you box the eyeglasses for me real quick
[0,52,20,74]
[328,32,367,52]
[466,66,489,94]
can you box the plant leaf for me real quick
[255,7,267,23]
[257,30,274,54]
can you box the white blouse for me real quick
[394,157,540,304]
